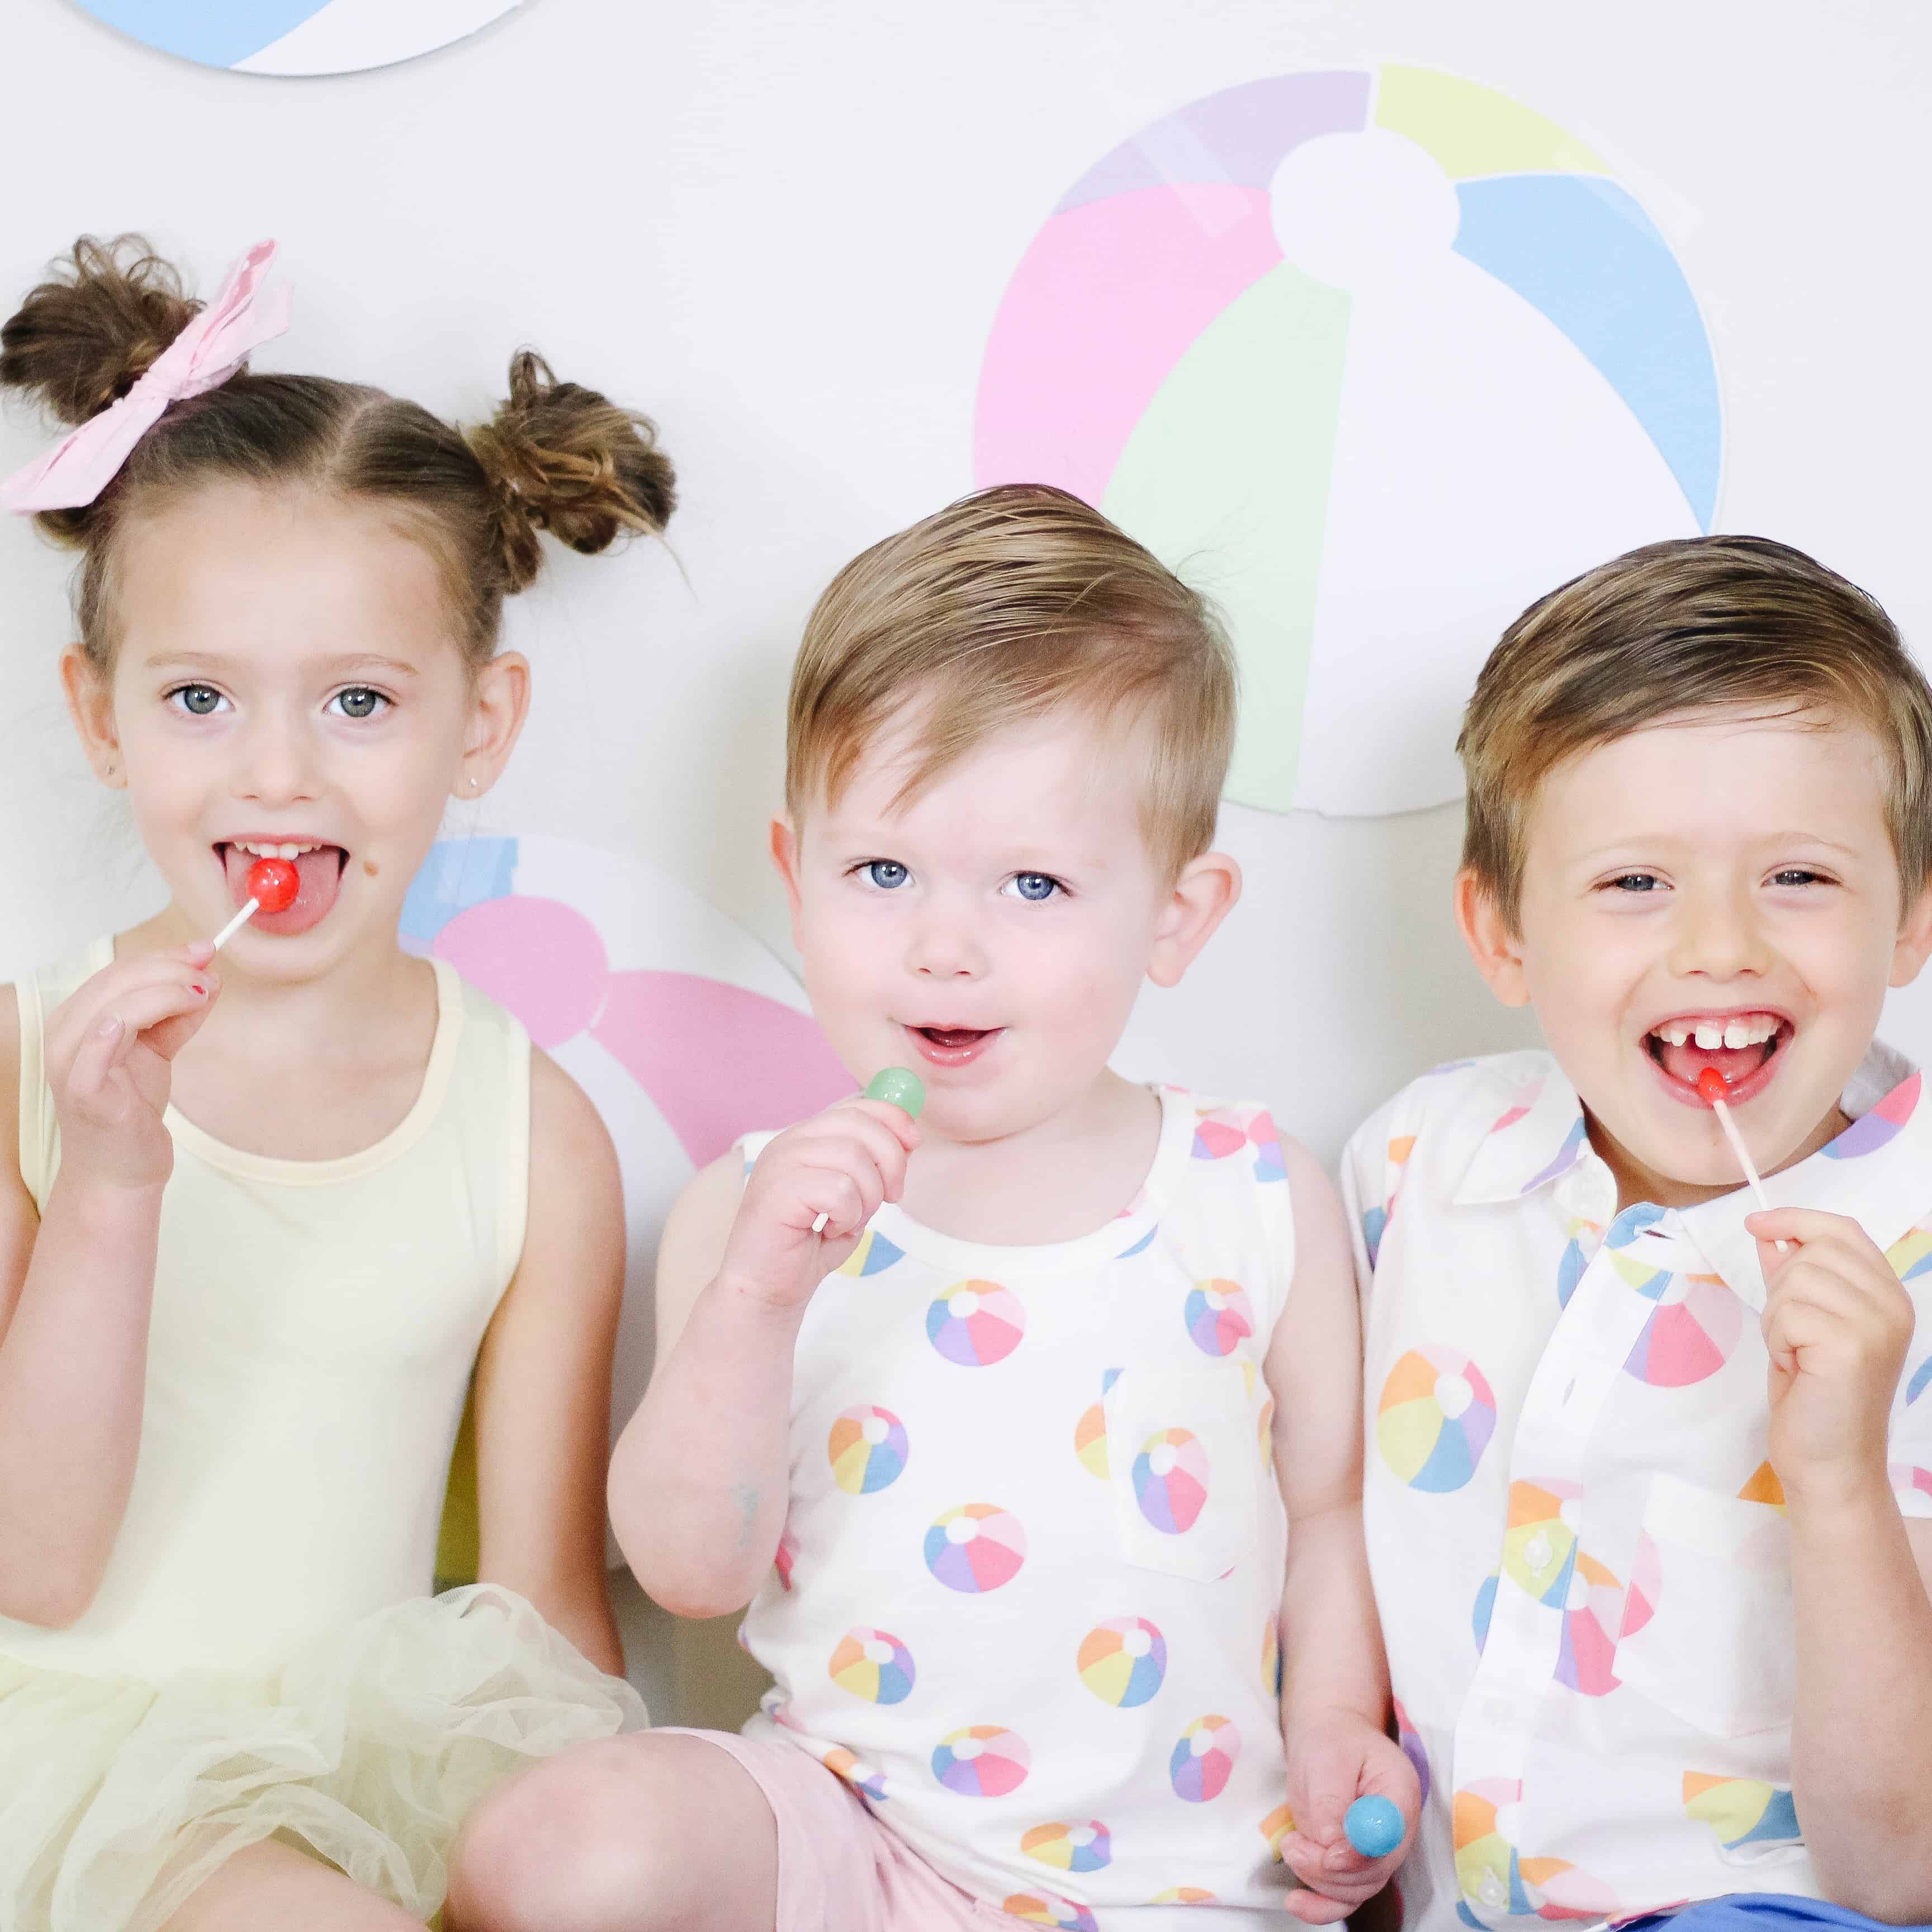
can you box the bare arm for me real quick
[471,1050,625,1675]
[0,953,214,1626]
[1749,1204,1932,1920]
[1271,1136,1418,1924]
[609,1096,916,1620]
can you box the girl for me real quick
[0,236,675,1931]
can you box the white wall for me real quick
[4,0,1929,1167]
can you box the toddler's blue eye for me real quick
[1011,872,1059,902]
[1769,868,1824,888]
[864,860,909,890]
[174,685,222,717]
[1609,873,1660,893]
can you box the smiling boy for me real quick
[1346,537,1932,1931]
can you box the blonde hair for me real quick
[785,485,1237,879]
[1,235,676,671]
[1459,534,1932,927]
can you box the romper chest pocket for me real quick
[1105,1362,1260,1581]
[1614,1473,1794,1739]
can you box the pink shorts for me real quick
[662,1727,1011,1932]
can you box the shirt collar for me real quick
[1452,1042,1928,1313]
[1675,1041,1925,1311]
[1453,1058,1592,1208]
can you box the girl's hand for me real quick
[716,1095,920,1311]
[1276,1711,1420,1923]
[1747,1207,1914,1509]
[43,945,218,1192]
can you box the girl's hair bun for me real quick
[468,350,676,593]
[0,235,200,429]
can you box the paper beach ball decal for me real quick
[401,835,851,1474]
[976,65,1721,817]
[67,0,520,75]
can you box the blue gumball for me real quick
[1344,1794,1404,1860]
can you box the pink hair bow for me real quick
[2,239,291,515]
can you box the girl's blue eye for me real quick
[864,860,909,891]
[1009,872,1060,902]
[329,687,388,721]
[1608,873,1661,893]
[172,684,225,717]
[1769,868,1825,888]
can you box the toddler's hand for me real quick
[1746,1206,1914,1508]
[44,944,219,1192]
[717,1094,921,1311]
[1276,1711,1419,1924]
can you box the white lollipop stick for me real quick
[210,897,259,951]
[1698,1071,1789,1254]
[811,1211,830,1234]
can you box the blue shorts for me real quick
[1621,1897,1930,1932]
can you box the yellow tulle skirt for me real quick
[0,1584,646,1932]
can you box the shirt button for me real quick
[1479,1871,1507,1906]
[1524,1532,1552,1571]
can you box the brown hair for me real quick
[1459,534,1932,927]
[1,235,676,669]
[785,485,1237,879]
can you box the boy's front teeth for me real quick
[1651,1016,1778,1050]
[234,840,321,860]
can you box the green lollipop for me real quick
[864,1067,926,1119]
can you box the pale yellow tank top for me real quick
[5,940,529,1684]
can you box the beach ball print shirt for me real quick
[1344,1046,1932,1932]
[738,1089,1299,1929]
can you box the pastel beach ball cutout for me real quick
[67,0,522,74]
[975,65,1722,817]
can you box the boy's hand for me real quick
[1276,1711,1419,1923]
[1746,1207,1913,1508]
[44,944,219,1193]
[717,1095,921,1311]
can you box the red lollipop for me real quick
[246,856,300,914]
[1695,1068,1728,1106]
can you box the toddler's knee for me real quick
[446,1737,694,1932]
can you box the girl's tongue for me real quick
[221,845,344,937]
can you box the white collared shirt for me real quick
[1342,1046,1932,1932]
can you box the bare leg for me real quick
[160,1840,423,1931]
[447,1732,780,1932]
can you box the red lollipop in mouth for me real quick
[1695,1068,1729,1106]
[246,856,300,915]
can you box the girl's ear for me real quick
[1148,849,1242,990]
[454,651,532,798]
[60,645,124,788]
[1454,867,1531,1007]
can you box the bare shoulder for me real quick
[528,1045,619,1179]
[1276,1129,1351,1262]
[509,1048,622,1316]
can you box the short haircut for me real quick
[1459,534,1932,927]
[785,485,1238,880]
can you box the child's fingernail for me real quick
[97,1015,122,1038]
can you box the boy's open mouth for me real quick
[904,1023,1005,1069]
[216,838,349,938]
[1642,1010,1791,1105]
